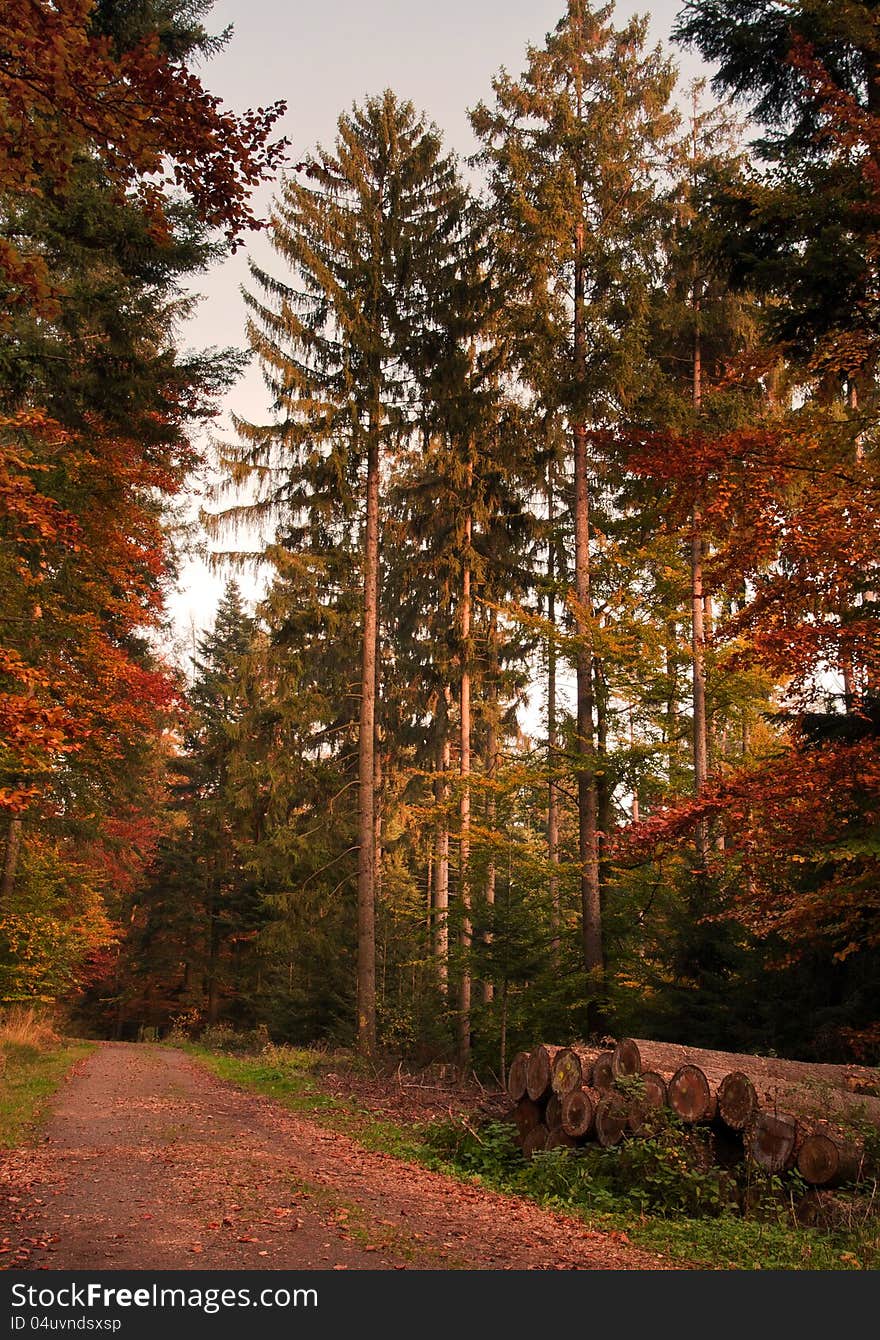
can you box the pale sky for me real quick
[168,0,709,659]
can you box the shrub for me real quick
[198,1023,270,1055]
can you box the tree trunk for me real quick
[717,1071,759,1131]
[691,314,710,866]
[434,730,450,993]
[522,1124,549,1159]
[573,247,602,990]
[547,468,561,955]
[691,510,709,849]
[628,1037,880,1097]
[457,494,472,1071]
[591,1051,615,1091]
[482,610,499,1004]
[356,432,380,1055]
[373,721,383,915]
[0,816,23,906]
[611,1037,642,1078]
[595,655,613,875]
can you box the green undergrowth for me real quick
[0,1039,94,1147]
[186,1043,880,1271]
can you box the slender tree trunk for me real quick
[482,610,499,1005]
[595,654,613,882]
[435,731,450,994]
[573,240,602,985]
[629,708,640,822]
[206,888,219,1024]
[664,627,678,775]
[374,612,383,909]
[691,311,710,868]
[1,816,23,907]
[547,470,561,956]
[357,431,379,1054]
[457,493,472,1071]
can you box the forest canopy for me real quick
[1,0,878,1074]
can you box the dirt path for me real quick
[1,1043,676,1271]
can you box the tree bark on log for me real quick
[629,1038,880,1096]
[545,1094,562,1132]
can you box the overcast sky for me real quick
[168,0,710,658]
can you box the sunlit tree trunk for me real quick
[547,470,561,956]
[357,428,380,1054]
[457,491,472,1070]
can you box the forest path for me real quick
[1,1043,675,1271]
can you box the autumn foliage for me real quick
[0,0,286,1003]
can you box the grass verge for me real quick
[187,1044,880,1271]
[0,1038,94,1148]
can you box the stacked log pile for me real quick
[508,1039,880,1195]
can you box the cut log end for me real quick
[551,1047,586,1097]
[747,1112,798,1174]
[668,1064,716,1124]
[591,1051,614,1091]
[561,1086,598,1139]
[718,1071,758,1131]
[611,1038,642,1078]
[526,1045,563,1102]
[595,1093,629,1147]
[507,1051,530,1102]
[627,1071,668,1134]
[797,1133,863,1188]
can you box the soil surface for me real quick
[0,1043,677,1271]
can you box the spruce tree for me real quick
[471,1,679,1004]
[219,92,476,1053]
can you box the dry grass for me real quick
[0,1005,60,1055]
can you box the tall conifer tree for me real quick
[220,92,475,1053]
[472,1,678,1002]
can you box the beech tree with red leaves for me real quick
[608,0,880,1054]
[0,0,285,1001]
